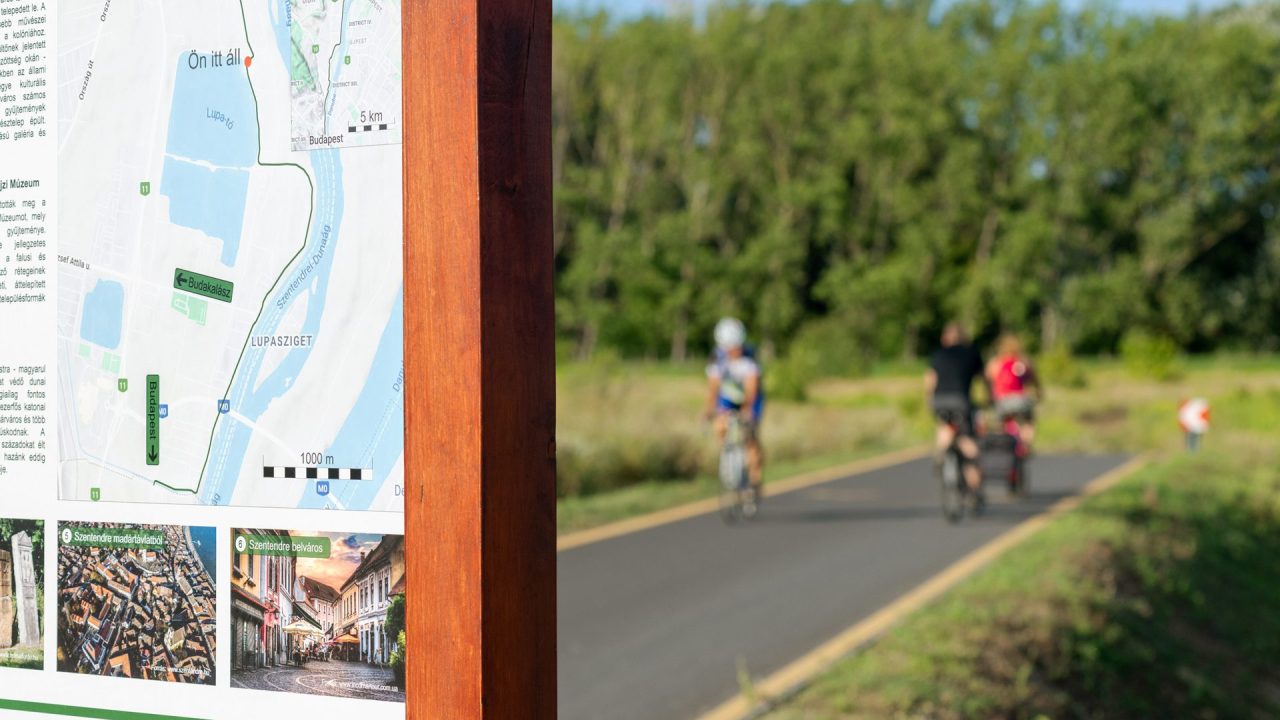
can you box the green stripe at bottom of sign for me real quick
[0,699,207,720]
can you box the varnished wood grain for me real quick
[403,0,554,716]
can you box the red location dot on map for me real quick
[245,56,253,68]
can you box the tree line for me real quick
[553,0,1280,370]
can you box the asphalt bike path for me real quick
[558,454,1129,720]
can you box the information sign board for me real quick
[4,0,552,717]
[0,0,425,716]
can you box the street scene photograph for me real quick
[56,523,216,684]
[230,529,405,703]
[0,518,45,670]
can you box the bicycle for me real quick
[935,410,985,524]
[718,413,760,524]
[980,403,1032,498]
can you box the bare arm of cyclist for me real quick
[977,351,994,408]
[704,374,722,421]
[742,372,760,421]
[1025,356,1045,401]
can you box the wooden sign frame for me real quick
[402,0,555,717]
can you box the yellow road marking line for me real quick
[557,446,930,552]
[696,454,1151,720]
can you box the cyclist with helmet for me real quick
[704,318,765,495]
[925,322,989,494]
[986,333,1043,449]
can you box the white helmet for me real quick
[714,317,747,350]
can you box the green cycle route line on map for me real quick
[0,699,207,720]
[153,0,316,496]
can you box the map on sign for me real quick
[289,0,403,151]
[56,0,405,511]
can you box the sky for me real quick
[292,531,386,592]
[557,0,1238,18]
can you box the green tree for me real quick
[552,0,1280,366]
[385,593,406,689]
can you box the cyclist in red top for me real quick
[985,334,1043,449]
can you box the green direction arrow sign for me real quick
[146,375,159,466]
[174,268,234,303]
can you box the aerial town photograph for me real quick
[56,522,216,684]
[230,528,404,702]
[0,518,44,670]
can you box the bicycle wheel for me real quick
[1013,456,1030,498]
[719,443,745,524]
[969,483,987,516]
[740,481,760,520]
[940,450,965,524]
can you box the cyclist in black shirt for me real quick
[925,323,990,492]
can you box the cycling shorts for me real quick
[931,394,975,437]
[718,393,765,422]
[994,394,1035,422]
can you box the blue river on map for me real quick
[297,295,404,510]
[80,280,124,349]
[194,0,404,509]
[199,149,345,506]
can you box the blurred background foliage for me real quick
[552,0,1280,371]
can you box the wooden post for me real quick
[402,0,555,717]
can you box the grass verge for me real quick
[557,443,913,535]
[557,356,1280,535]
[768,438,1280,719]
